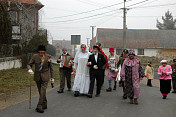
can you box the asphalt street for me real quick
[0,77,176,117]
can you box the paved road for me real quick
[0,77,176,117]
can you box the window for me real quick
[116,49,122,55]
[138,49,144,55]
[9,11,18,25]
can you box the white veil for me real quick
[74,44,89,63]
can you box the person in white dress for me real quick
[72,44,91,97]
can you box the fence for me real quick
[0,57,22,70]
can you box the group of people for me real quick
[57,43,107,98]
[27,44,176,113]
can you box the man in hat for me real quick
[171,59,176,93]
[95,42,109,87]
[87,44,106,98]
[57,48,73,93]
[106,48,119,92]
[27,45,54,113]
[117,49,128,99]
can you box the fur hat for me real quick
[128,49,135,56]
[38,45,46,51]
[160,60,167,63]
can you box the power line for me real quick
[42,1,176,24]
[126,0,150,7]
[131,3,176,9]
[44,0,132,19]
[41,11,122,25]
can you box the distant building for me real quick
[53,40,74,57]
[93,28,176,59]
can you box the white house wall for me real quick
[143,49,158,57]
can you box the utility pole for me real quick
[90,26,96,49]
[121,0,129,50]
[87,38,90,46]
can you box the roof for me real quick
[53,40,73,50]
[96,28,176,49]
[1,0,44,9]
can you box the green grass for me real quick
[0,64,60,96]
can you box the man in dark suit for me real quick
[87,45,106,98]
[27,45,54,113]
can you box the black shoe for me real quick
[95,94,100,97]
[74,91,80,97]
[106,88,112,92]
[123,95,127,99]
[87,94,92,98]
[36,108,44,113]
[68,88,71,91]
[113,86,116,90]
[57,90,64,93]
[163,96,167,99]
[42,106,47,110]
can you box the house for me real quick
[94,28,176,59]
[52,40,74,57]
[3,0,44,44]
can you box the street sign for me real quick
[71,35,81,45]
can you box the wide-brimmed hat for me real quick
[128,49,135,56]
[38,45,46,51]
[95,42,101,47]
[93,45,100,51]
[160,60,167,64]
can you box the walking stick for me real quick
[29,74,32,109]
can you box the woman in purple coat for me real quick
[120,50,144,104]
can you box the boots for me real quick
[106,88,112,92]
[134,98,138,105]
[113,86,116,90]
[130,99,133,104]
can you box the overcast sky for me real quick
[39,0,176,45]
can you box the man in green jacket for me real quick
[171,59,176,93]
[117,49,128,99]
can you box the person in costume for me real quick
[120,49,144,104]
[106,48,119,92]
[27,45,54,113]
[117,49,128,99]
[158,60,172,99]
[145,61,154,87]
[72,44,91,97]
[87,44,106,98]
[57,48,73,93]
[95,42,109,87]
[171,59,176,93]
